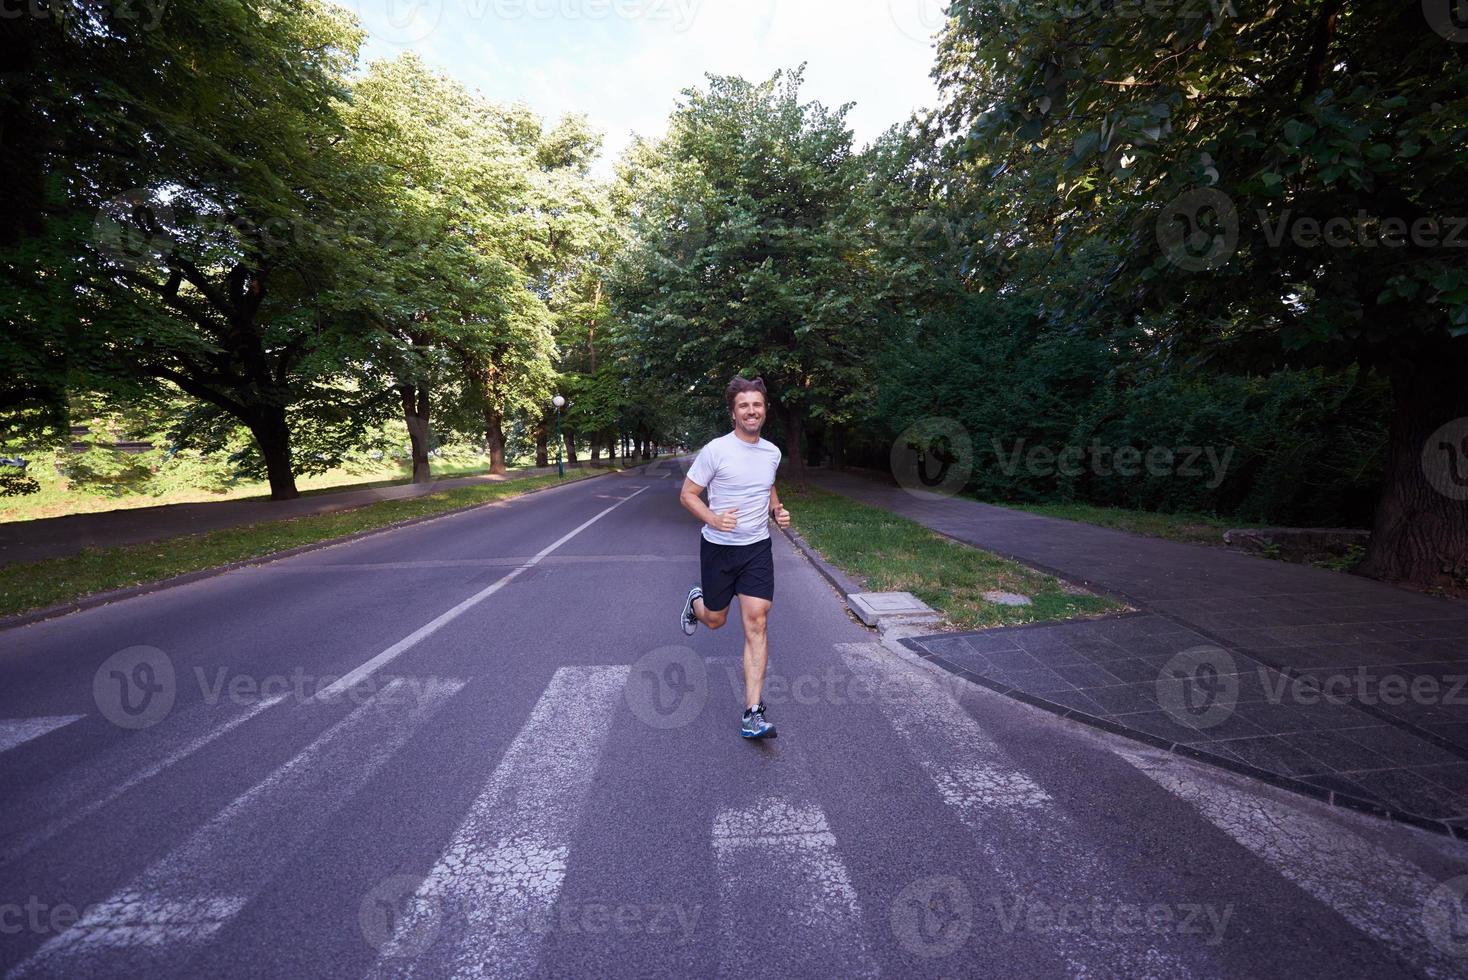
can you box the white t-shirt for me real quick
[687,431,782,545]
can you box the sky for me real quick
[336,0,949,175]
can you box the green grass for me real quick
[0,469,604,619]
[988,499,1370,573]
[987,500,1248,547]
[781,483,1124,631]
[0,455,542,523]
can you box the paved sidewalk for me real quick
[0,461,643,567]
[808,467,1468,834]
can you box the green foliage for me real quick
[936,0,1468,364]
[6,6,613,495]
[610,67,887,464]
[868,285,1388,526]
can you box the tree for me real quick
[346,54,553,482]
[610,67,885,483]
[10,0,384,499]
[935,0,1468,591]
[527,114,620,470]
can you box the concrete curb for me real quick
[0,466,630,634]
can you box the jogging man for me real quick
[678,375,790,738]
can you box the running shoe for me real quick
[681,585,702,635]
[741,702,776,738]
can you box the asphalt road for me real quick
[2,458,1467,979]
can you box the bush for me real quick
[855,294,1389,529]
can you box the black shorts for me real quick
[700,536,774,612]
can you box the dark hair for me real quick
[724,375,769,413]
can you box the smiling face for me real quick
[731,390,766,438]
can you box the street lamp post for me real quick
[552,394,565,478]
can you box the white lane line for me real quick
[0,698,285,866]
[366,665,628,980]
[12,678,463,979]
[838,642,1205,978]
[1119,746,1466,980]
[711,793,879,979]
[0,715,84,755]
[315,488,647,702]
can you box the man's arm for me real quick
[682,478,738,532]
[768,486,790,529]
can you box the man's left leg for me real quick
[738,595,772,709]
[738,594,777,738]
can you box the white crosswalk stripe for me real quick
[365,665,628,980]
[11,678,463,979]
[711,790,879,978]
[0,715,84,756]
[0,698,285,866]
[6,635,1466,979]
[838,642,1209,978]
[1119,744,1468,980]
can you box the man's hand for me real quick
[772,505,791,529]
[713,508,739,532]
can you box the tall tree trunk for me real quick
[832,423,846,471]
[564,430,578,465]
[399,386,432,484]
[535,419,549,467]
[1356,346,1468,594]
[590,432,602,464]
[606,428,618,460]
[482,401,507,476]
[782,404,808,487]
[250,406,298,501]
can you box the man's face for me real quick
[731,391,765,435]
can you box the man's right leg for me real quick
[693,596,728,629]
[683,538,733,633]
